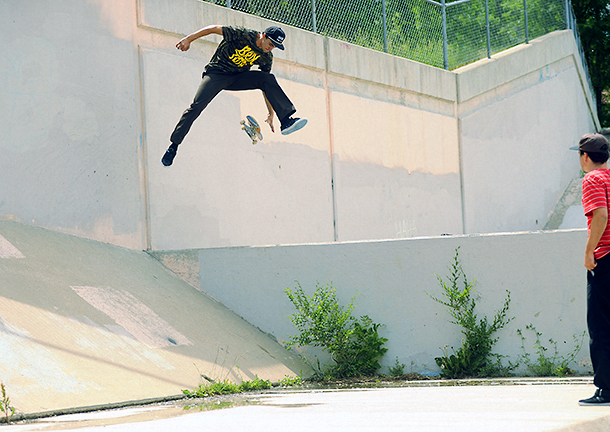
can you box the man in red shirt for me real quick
[573,133,610,405]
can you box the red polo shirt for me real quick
[583,168,610,260]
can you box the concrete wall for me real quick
[153,228,591,375]
[0,0,599,251]
[1,0,146,250]
[138,0,463,249]
[457,31,599,234]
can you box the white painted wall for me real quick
[0,0,599,251]
[457,32,598,234]
[165,229,591,375]
[0,0,145,249]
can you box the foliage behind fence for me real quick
[209,0,570,69]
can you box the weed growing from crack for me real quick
[0,382,15,424]
[517,324,586,377]
[278,374,303,387]
[183,375,272,398]
[429,247,514,378]
[388,357,406,377]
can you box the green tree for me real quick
[572,0,610,126]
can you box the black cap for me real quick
[570,133,610,153]
[264,26,285,50]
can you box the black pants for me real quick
[170,71,296,145]
[587,253,610,390]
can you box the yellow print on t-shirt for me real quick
[229,46,260,67]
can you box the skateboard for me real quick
[240,115,263,145]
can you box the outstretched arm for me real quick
[176,25,223,51]
[263,93,275,132]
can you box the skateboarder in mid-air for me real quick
[162,24,308,166]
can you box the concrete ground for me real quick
[3,379,610,432]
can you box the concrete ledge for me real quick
[157,228,592,375]
[326,38,456,102]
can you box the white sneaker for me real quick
[281,117,308,135]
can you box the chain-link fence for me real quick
[443,0,567,68]
[208,0,594,104]
[210,0,573,69]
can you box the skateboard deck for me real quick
[240,115,263,145]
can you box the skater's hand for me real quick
[176,26,221,52]
[176,37,191,51]
[265,113,275,133]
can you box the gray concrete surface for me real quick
[4,380,610,431]
[0,220,308,414]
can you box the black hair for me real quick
[580,150,610,164]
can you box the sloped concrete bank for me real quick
[0,220,308,414]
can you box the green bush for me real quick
[285,281,388,379]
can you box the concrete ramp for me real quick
[0,220,307,415]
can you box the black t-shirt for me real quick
[205,26,273,74]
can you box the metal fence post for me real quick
[382,0,389,53]
[565,0,570,29]
[572,7,576,30]
[524,0,529,43]
[311,0,317,33]
[485,0,491,58]
[227,0,231,8]
[442,0,448,69]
